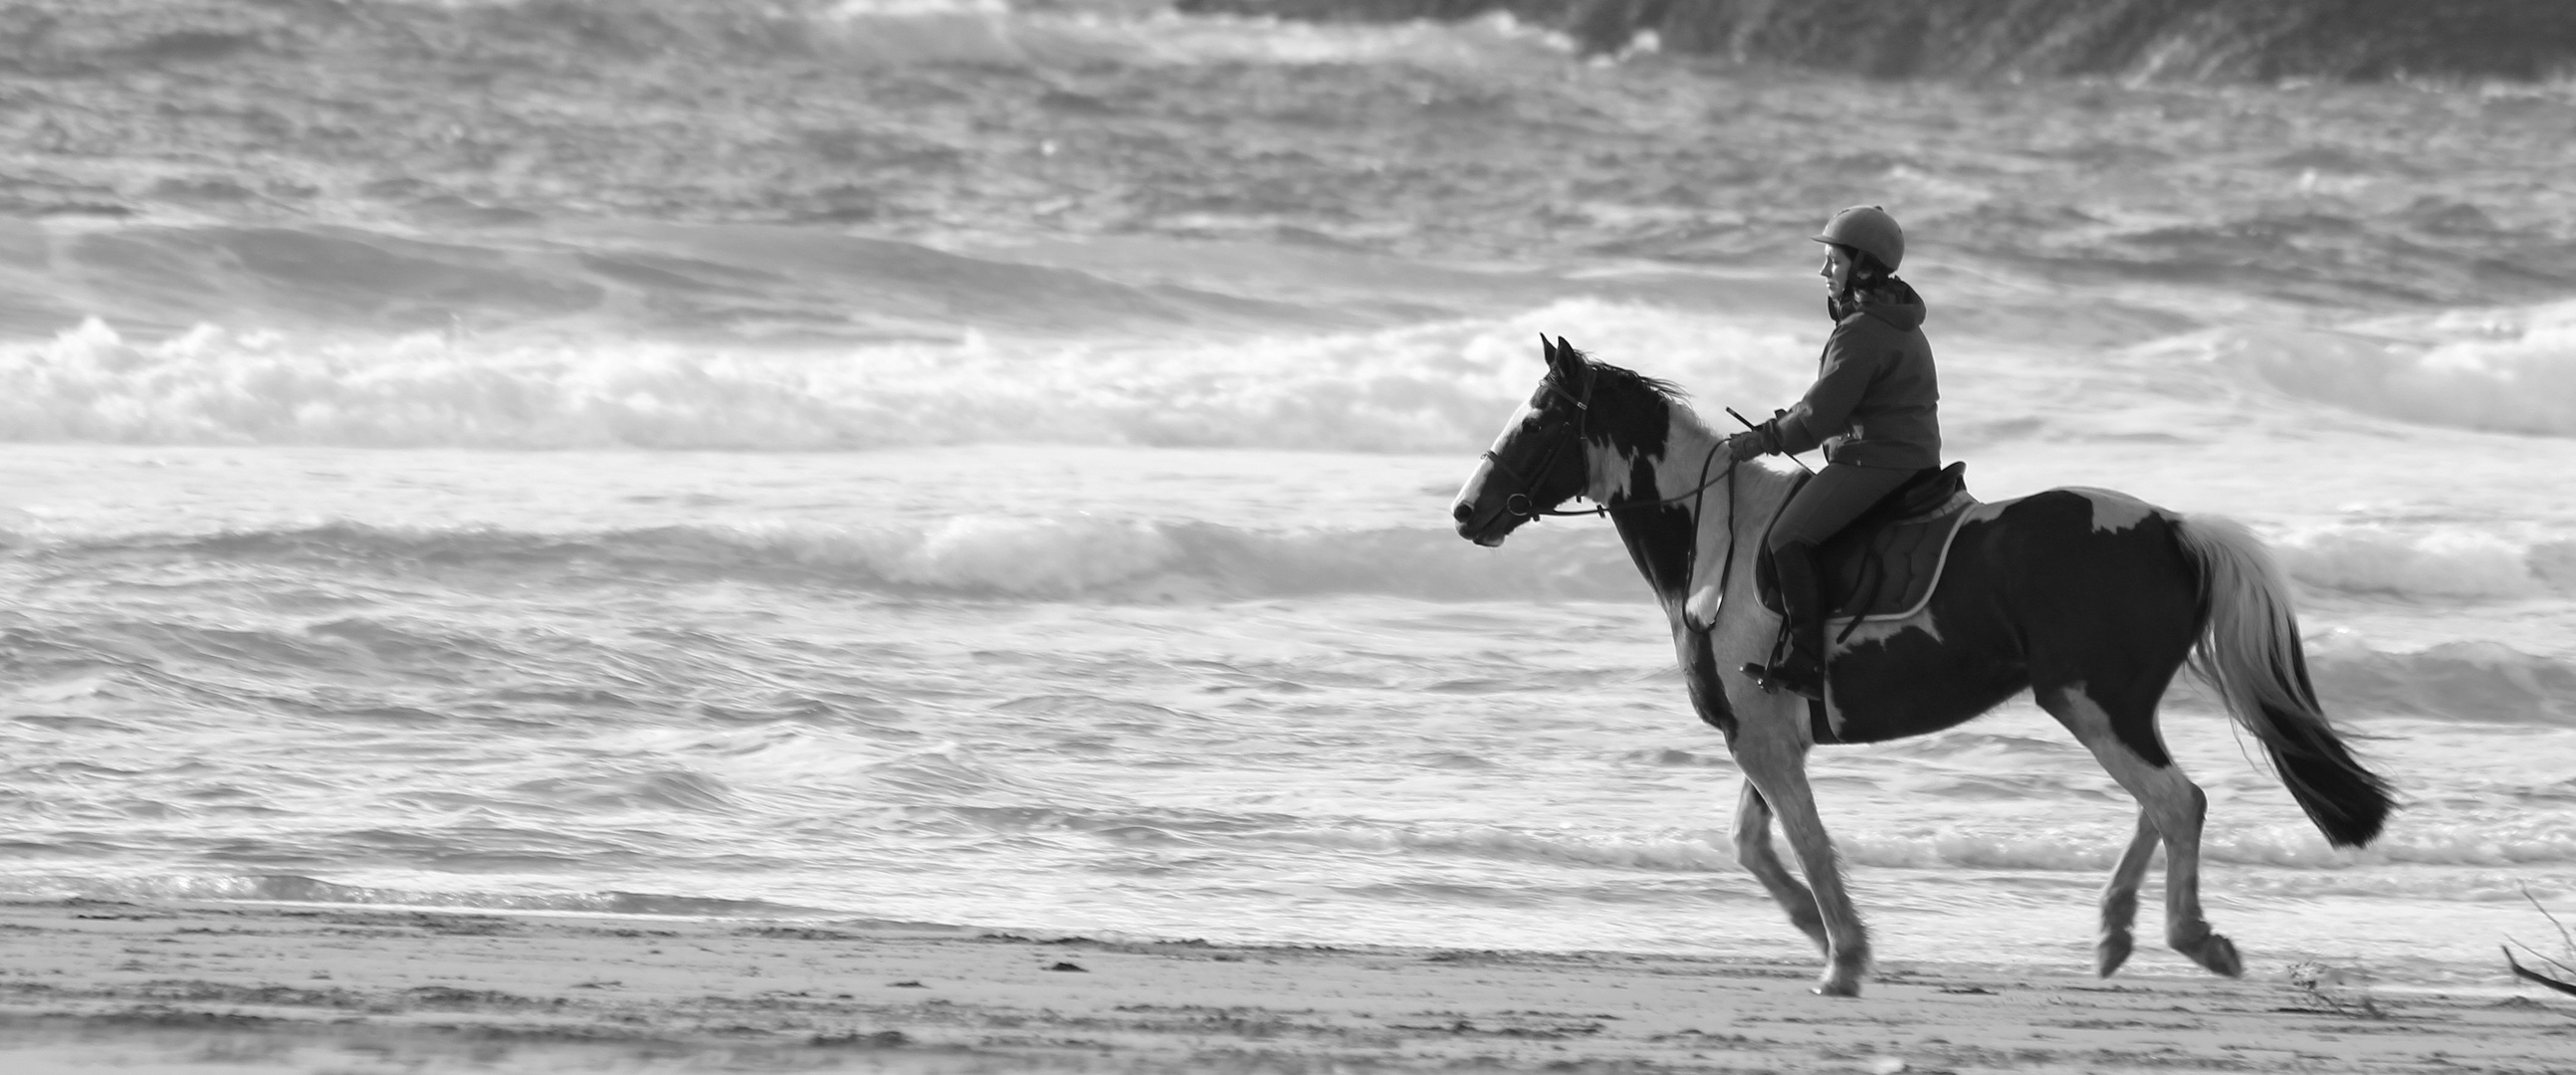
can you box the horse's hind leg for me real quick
[2040,682,2243,978]
[1733,780,1827,951]
[2095,812,2159,976]
[1734,731,1871,995]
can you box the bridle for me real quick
[1477,362,1602,522]
[1475,360,1750,631]
[1478,362,1740,522]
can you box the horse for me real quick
[1449,335,2393,997]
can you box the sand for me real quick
[0,899,2569,1073]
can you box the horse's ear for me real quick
[1542,333,1575,375]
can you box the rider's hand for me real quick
[1726,430,1770,462]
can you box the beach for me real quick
[2,898,2570,1073]
[6,2,2576,1068]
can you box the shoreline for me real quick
[2,899,2568,1073]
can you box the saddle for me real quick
[1755,462,1976,629]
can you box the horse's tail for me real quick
[2172,514,2393,848]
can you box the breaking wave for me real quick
[41,514,2566,608]
[2210,303,2576,437]
[0,296,1811,452]
[2309,639,2576,727]
[2275,526,2576,599]
[11,515,2574,724]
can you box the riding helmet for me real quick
[1813,205,1904,272]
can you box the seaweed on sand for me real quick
[2501,884,2576,998]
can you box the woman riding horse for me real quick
[1727,206,1941,700]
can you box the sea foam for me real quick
[1274,815,2576,876]
[0,300,1808,454]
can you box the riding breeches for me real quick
[1767,463,1919,554]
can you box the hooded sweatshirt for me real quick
[1770,278,1942,470]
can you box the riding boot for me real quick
[1765,542,1828,700]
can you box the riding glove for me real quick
[1726,423,1779,461]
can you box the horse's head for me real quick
[1451,334,1675,546]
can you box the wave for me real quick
[2208,303,2576,437]
[1841,818,2576,872]
[14,0,2576,336]
[0,295,1815,451]
[22,503,2576,613]
[14,515,2576,723]
[0,222,1385,342]
[2309,638,2576,727]
[20,516,1648,602]
[1284,823,1738,872]
[2274,526,2576,599]
[1269,815,2576,875]
[1982,203,2576,314]
[0,0,1583,306]
[1181,0,2576,83]
[0,872,860,919]
[6,0,1571,79]
[45,0,2566,89]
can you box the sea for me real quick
[3,0,2574,993]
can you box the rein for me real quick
[1518,444,1736,519]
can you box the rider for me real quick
[1725,206,1942,700]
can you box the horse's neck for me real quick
[1593,410,1718,608]
[1701,454,1800,591]
[1650,411,1726,505]
[1601,408,1798,619]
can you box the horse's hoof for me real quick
[2095,932,2134,978]
[1813,953,1868,997]
[1812,973,1863,998]
[2192,934,2243,978]
[2171,927,2243,977]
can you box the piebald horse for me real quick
[1450,336,2393,997]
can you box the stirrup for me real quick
[1738,657,1824,701]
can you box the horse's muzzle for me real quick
[1452,498,1516,546]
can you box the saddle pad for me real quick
[1757,489,1979,623]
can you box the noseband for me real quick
[1479,364,1600,520]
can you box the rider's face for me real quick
[1819,246,1853,295]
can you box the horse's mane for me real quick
[1564,348,1688,407]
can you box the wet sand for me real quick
[0,899,2568,1073]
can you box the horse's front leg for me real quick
[1676,627,1826,946]
[1732,780,1827,950]
[1732,729,1871,996]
